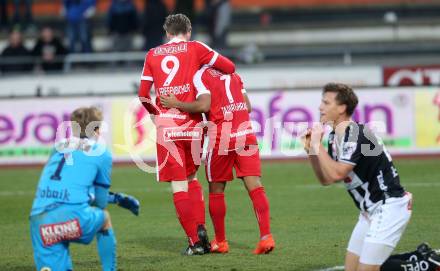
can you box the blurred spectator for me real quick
[237,43,263,64]
[0,0,7,30]
[0,30,33,73]
[205,0,231,49]
[12,0,33,30]
[107,0,138,51]
[143,0,167,50]
[32,27,68,72]
[63,0,96,53]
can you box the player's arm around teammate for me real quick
[136,14,238,255]
[160,92,211,113]
[161,68,275,254]
[159,83,252,114]
[138,14,235,117]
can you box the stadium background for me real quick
[0,0,439,270]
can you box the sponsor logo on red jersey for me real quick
[163,127,203,141]
[229,129,254,138]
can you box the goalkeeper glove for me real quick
[109,192,140,216]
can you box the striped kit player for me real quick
[304,83,440,271]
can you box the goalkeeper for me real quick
[29,106,138,271]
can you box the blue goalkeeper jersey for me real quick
[31,138,112,216]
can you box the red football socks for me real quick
[209,193,226,242]
[249,187,271,238]
[173,191,199,245]
[188,180,206,226]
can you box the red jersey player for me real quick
[137,14,235,255]
[160,66,275,255]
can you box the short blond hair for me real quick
[70,106,103,138]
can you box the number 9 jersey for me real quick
[139,37,235,126]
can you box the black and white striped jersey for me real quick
[327,122,405,212]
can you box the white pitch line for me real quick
[0,190,34,196]
[315,265,345,271]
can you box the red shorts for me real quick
[205,145,261,182]
[156,125,204,182]
[156,140,203,182]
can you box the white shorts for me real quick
[347,193,412,265]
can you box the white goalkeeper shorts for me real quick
[347,193,412,265]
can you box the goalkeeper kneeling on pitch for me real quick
[29,106,139,271]
[303,83,440,271]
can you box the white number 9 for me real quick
[161,56,179,86]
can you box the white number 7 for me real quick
[161,56,179,86]
[220,75,234,103]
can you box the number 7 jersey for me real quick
[194,66,258,150]
[140,37,235,126]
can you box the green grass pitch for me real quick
[0,159,439,271]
